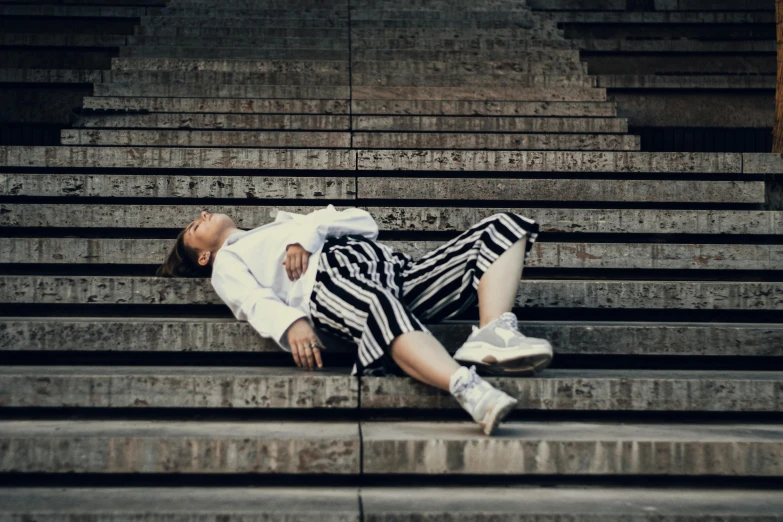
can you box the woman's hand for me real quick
[286,318,323,370]
[283,243,311,281]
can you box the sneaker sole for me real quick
[479,395,518,436]
[455,352,553,376]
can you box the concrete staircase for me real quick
[1,0,783,519]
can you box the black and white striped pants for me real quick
[308,212,539,374]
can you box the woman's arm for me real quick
[286,205,379,255]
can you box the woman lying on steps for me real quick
[157,205,554,436]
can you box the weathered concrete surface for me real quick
[362,487,783,521]
[0,174,355,199]
[0,367,357,409]
[4,205,782,234]
[127,35,350,49]
[9,238,779,270]
[111,58,348,73]
[351,99,617,117]
[352,74,595,88]
[93,83,350,98]
[100,71,348,87]
[361,370,783,411]
[743,153,783,174]
[2,277,782,310]
[353,116,624,133]
[120,48,350,61]
[0,147,356,170]
[352,86,606,102]
[353,133,640,151]
[132,27,346,39]
[82,96,349,114]
[572,38,774,53]
[357,178,762,203]
[61,130,352,148]
[543,11,773,23]
[356,150,742,173]
[596,75,775,90]
[0,488,360,522]
[0,420,360,474]
[73,114,350,130]
[352,60,585,77]
[4,318,781,356]
[361,421,783,476]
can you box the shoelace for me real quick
[452,365,482,396]
[471,313,527,338]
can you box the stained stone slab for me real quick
[353,59,584,75]
[4,205,782,235]
[0,420,360,474]
[2,318,782,356]
[0,147,356,170]
[353,116,625,133]
[353,73,594,88]
[361,421,783,476]
[94,83,351,98]
[127,35,350,49]
[353,133,639,151]
[0,488,360,522]
[4,238,782,270]
[543,11,773,23]
[596,75,775,90]
[353,49,580,62]
[357,150,742,173]
[654,0,771,10]
[140,17,348,28]
[352,38,575,52]
[0,367,357,409]
[120,48,350,61]
[357,178,762,203]
[2,276,782,310]
[0,174,356,199]
[110,57,348,72]
[132,27,347,38]
[61,130,352,148]
[742,153,783,174]
[81,97,350,114]
[100,71,348,85]
[73,114,351,130]
[351,100,618,117]
[361,487,783,521]
[352,86,606,102]
[361,370,783,412]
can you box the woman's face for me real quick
[183,210,236,265]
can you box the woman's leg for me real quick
[390,331,461,391]
[477,238,525,327]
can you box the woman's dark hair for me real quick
[156,228,212,278]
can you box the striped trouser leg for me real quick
[402,212,539,322]
[308,236,428,373]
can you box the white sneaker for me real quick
[449,365,517,436]
[453,312,553,376]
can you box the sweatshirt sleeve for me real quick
[288,205,379,253]
[211,252,305,350]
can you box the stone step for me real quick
[0,5,148,17]
[0,33,129,47]
[352,132,639,151]
[3,205,779,234]
[352,49,579,61]
[362,370,783,412]
[110,57,348,72]
[351,86,606,102]
[572,38,774,53]
[351,37,577,51]
[362,421,783,476]
[357,63,590,76]
[0,174,357,199]
[93,82,351,97]
[596,75,775,90]
[139,16,349,28]
[0,147,356,169]
[2,367,780,413]
[352,73,596,88]
[356,177,761,203]
[0,420,360,474]
[352,99,617,116]
[133,26,348,38]
[72,114,351,130]
[352,115,624,133]
[101,70,348,85]
[0,488,360,522]
[0,367,357,409]
[0,68,103,84]
[348,20,558,32]
[165,0,348,6]
[653,0,771,10]
[543,11,773,23]
[127,35,349,49]
[349,28,566,39]
[355,150,743,173]
[353,58,585,72]
[585,55,774,76]
[61,129,352,147]
[2,276,781,310]
[81,97,350,114]
[152,7,348,18]
[5,238,782,271]
[119,47,351,60]
[3,317,781,356]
